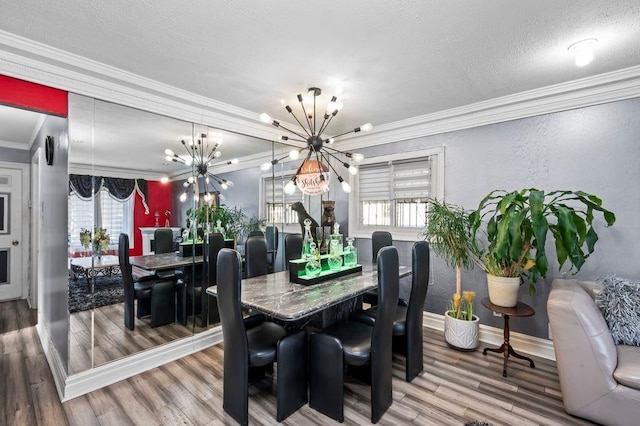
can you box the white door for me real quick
[0,166,24,300]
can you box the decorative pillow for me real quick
[595,276,640,346]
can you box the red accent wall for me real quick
[130,180,173,256]
[0,75,68,117]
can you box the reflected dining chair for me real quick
[153,228,174,254]
[309,246,399,423]
[265,225,279,273]
[216,248,307,425]
[188,232,224,327]
[245,235,268,278]
[119,233,176,330]
[350,241,430,382]
[284,233,303,270]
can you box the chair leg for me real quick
[124,295,135,330]
[370,342,393,423]
[224,358,249,426]
[404,332,423,382]
[276,330,308,422]
[309,333,344,422]
[137,297,151,318]
[150,280,176,327]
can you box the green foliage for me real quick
[186,204,261,241]
[469,188,616,295]
[421,198,475,270]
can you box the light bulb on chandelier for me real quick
[259,86,371,195]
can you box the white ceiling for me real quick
[1,1,640,172]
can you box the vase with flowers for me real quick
[80,226,110,258]
[420,198,479,350]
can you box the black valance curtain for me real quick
[69,174,150,214]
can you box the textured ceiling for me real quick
[1,1,640,170]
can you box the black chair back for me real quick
[284,233,303,270]
[265,225,279,271]
[119,233,135,329]
[206,232,225,286]
[371,246,399,421]
[154,228,174,254]
[406,241,430,381]
[371,231,393,262]
[245,235,268,278]
[216,249,249,420]
[247,230,264,238]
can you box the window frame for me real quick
[348,146,444,241]
[259,169,308,235]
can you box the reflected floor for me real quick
[68,302,215,375]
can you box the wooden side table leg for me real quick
[507,345,536,369]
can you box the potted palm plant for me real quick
[469,188,616,307]
[421,198,479,350]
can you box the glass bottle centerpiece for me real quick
[302,218,314,260]
[343,236,358,268]
[327,223,344,271]
[304,240,322,277]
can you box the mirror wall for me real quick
[66,94,291,374]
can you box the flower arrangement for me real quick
[79,226,110,253]
[448,291,476,321]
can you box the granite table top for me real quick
[70,255,119,270]
[206,264,411,321]
[129,252,204,271]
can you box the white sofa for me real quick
[547,279,640,426]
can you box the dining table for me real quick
[206,263,412,326]
[130,252,205,326]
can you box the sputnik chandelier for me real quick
[163,130,237,203]
[259,86,372,195]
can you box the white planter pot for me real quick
[487,274,521,307]
[444,311,479,351]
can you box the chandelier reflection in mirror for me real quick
[259,86,371,195]
[164,129,238,203]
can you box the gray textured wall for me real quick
[353,98,640,339]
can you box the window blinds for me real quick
[359,157,430,201]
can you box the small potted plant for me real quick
[469,188,616,307]
[421,198,479,350]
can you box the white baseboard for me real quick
[36,322,223,402]
[424,312,556,361]
[36,316,68,401]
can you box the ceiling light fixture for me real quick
[259,86,371,195]
[163,128,236,203]
[568,38,597,67]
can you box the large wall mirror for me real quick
[66,94,301,375]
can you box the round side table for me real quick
[481,298,536,377]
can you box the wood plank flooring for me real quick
[2,299,598,425]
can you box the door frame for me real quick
[29,150,40,308]
[0,160,30,302]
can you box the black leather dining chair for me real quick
[216,248,307,425]
[364,231,393,306]
[350,241,430,382]
[265,225,278,272]
[309,246,399,423]
[119,233,175,330]
[245,235,268,278]
[284,233,303,270]
[188,232,224,327]
[153,228,174,254]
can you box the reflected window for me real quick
[262,173,300,225]
[68,188,134,250]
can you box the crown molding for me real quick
[2,29,640,163]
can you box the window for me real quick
[68,188,134,250]
[262,173,301,226]
[350,147,443,240]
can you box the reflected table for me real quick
[207,264,411,324]
[130,252,204,326]
[70,255,120,289]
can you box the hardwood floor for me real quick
[2,299,597,425]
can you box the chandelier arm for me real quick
[173,169,195,178]
[317,113,334,136]
[322,144,352,156]
[287,109,312,137]
[295,149,313,174]
[327,128,357,139]
[297,96,313,134]
[313,94,317,135]
[323,151,345,180]
[276,122,311,141]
